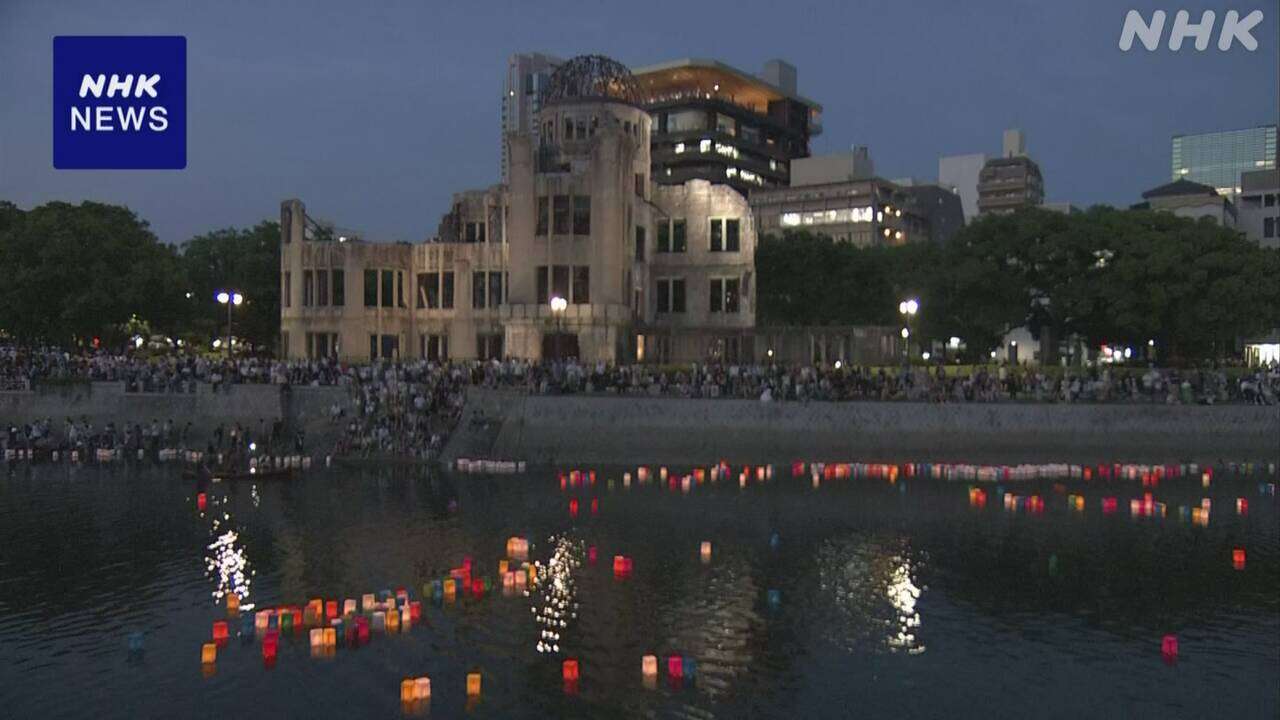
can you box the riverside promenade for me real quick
[4,383,1277,466]
[445,388,1280,466]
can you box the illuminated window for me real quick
[699,139,712,153]
[674,142,686,154]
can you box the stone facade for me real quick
[279,55,895,367]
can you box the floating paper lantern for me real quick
[1161,634,1178,661]
[588,546,597,564]
[443,578,457,598]
[1201,472,1211,488]
[362,593,376,612]
[372,611,386,632]
[660,466,668,480]
[414,676,431,701]
[569,499,579,517]
[212,620,229,643]
[466,671,482,697]
[226,593,240,615]
[201,642,217,664]
[563,658,580,682]
[642,654,658,677]
[1236,498,1248,515]
[387,608,401,633]
[197,493,207,511]
[503,571,515,588]
[471,578,484,599]
[1233,548,1246,570]
[255,610,272,632]
[667,655,683,678]
[356,617,370,644]
[409,601,422,623]
[325,600,338,619]
[613,555,626,575]
[343,599,357,616]
[591,498,599,515]
[1102,497,1118,515]
[401,678,416,703]
[700,541,712,562]
[310,628,324,649]
[498,559,509,576]
[323,627,337,647]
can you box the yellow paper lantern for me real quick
[362,593,376,612]
[466,671,482,697]
[642,654,657,676]
[226,593,240,615]
[201,642,217,664]
[400,678,416,703]
[700,541,712,562]
[323,627,337,647]
[414,676,431,700]
[310,628,324,649]
[343,599,357,616]
[498,559,509,576]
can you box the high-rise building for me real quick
[632,58,822,196]
[1237,169,1279,248]
[976,129,1044,215]
[1171,125,1277,197]
[501,52,563,183]
[938,153,987,222]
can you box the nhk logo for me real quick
[53,36,186,169]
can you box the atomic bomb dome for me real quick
[541,55,643,107]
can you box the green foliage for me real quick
[757,208,1280,362]
[181,222,281,351]
[0,201,187,346]
[0,200,281,352]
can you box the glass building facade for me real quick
[1171,125,1277,195]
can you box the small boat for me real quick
[183,466,295,482]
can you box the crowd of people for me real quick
[4,346,1278,463]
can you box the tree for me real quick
[0,201,186,346]
[181,222,281,352]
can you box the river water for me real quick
[0,460,1275,718]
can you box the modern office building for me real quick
[938,153,987,222]
[501,52,563,183]
[1131,178,1237,228]
[632,58,823,195]
[749,172,957,247]
[1171,125,1277,197]
[976,129,1044,215]
[1237,169,1279,248]
[280,55,900,366]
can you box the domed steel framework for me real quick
[541,55,643,106]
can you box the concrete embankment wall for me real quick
[455,389,1279,466]
[0,383,346,441]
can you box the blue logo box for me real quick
[53,36,186,169]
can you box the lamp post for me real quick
[550,295,567,361]
[216,291,244,358]
[898,298,918,362]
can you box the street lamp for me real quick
[550,295,567,360]
[898,298,918,362]
[216,290,244,358]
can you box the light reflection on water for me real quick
[0,461,1275,719]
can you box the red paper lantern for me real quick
[569,499,579,517]
[325,600,338,619]
[212,620,229,643]
[588,546,598,564]
[562,658,580,681]
[196,493,207,511]
[409,601,422,622]
[1233,548,1246,570]
[1161,634,1178,661]
[590,498,599,515]
[1102,497,1118,514]
[667,655,683,678]
[471,578,484,599]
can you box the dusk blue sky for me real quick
[2,0,1276,244]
